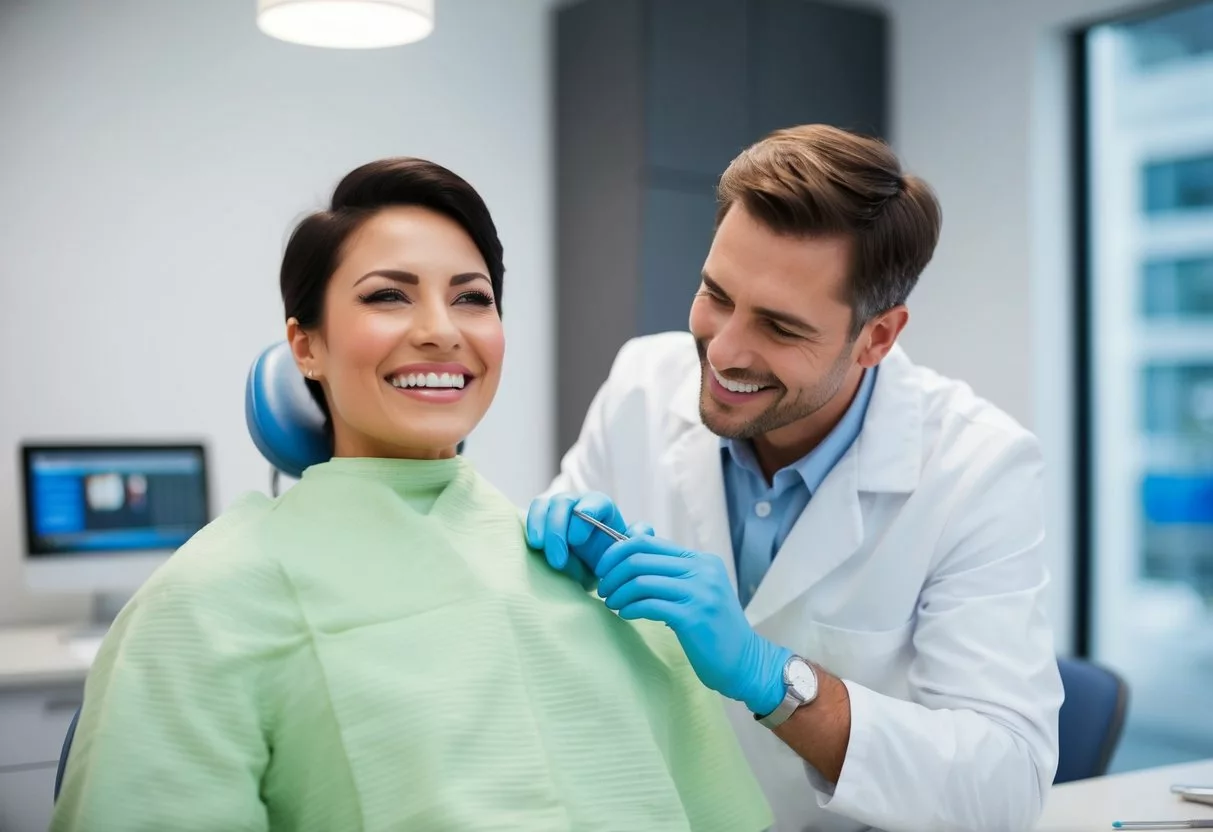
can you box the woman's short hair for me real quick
[280,158,505,430]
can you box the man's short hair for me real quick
[717,124,942,337]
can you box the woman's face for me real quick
[289,206,504,460]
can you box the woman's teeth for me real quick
[390,372,466,389]
[712,367,764,394]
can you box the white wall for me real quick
[857,0,1154,652]
[0,0,553,625]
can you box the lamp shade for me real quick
[256,0,434,49]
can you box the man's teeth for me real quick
[712,367,763,394]
[390,372,466,389]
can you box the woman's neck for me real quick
[333,433,459,461]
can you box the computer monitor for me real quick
[21,442,210,596]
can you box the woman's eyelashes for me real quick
[358,287,409,305]
[455,290,495,308]
[356,288,496,308]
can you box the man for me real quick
[527,124,1063,832]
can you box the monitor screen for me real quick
[21,444,209,558]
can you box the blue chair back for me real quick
[1055,656,1129,783]
[245,341,331,479]
[54,707,80,801]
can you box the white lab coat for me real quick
[548,332,1063,832]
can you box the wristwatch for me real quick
[756,655,819,729]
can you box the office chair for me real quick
[1055,656,1129,783]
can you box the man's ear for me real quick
[855,306,908,368]
[286,317,324,381]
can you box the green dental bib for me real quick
[53,456,772,832]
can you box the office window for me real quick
[1080,0,1213,772]
[1143,255,1213,317]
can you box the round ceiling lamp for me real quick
[257,0,434,49]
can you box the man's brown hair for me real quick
[717,124,942,337]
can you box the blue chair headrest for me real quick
[245,342,331,479]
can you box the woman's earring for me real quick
[306,369,314,378]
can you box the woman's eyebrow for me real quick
[353,271,489,287]
[354,269,418,286]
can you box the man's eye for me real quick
[767,321,799,339]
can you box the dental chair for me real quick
[245,341,333,491]
[55,342,466,800]
[56,343,327,801]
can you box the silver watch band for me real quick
[755,655,818,730]
[757,693,801,729]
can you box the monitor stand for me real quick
[60,592,133,664]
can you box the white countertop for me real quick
[1037,759,1213,831]
[0,625,95,690]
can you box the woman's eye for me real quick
[359,288,409,304]
[456,290,495,307]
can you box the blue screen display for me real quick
[24,447,208,556]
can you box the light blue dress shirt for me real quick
[722,367,878,608]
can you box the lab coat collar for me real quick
[854,344,922,494]
[666,344,924,626]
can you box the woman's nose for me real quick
[410,300,461,351]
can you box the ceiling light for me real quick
[256,0,435,49]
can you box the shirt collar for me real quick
[722,365,879,495]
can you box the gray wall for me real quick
[555,0,888,459]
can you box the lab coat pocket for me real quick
[802,617,915,692]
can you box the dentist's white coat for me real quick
[548,332,1063,832]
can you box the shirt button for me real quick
[755,501,772,518]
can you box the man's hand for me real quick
[594,534,792,716]
[525,492,647,589]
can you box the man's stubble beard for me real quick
[695,338,854,441]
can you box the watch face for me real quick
[787,659,818,698]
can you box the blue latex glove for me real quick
[525,492,646,589]
[594,534,793,717]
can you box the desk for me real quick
[0,625,94,690]
[0,625,93,832]
[1038,760,1213,831]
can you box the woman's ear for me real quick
[286,317,324,380]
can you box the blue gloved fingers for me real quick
[525,496,551,551]
[596,553,695,600]
[542,493,578,570]
[625,522,655,538]
[568,492,628,572]
[571,492,626,535]
[616,598,685,625]
[594,534,688,579]
[565,554,597,591]
[602,574,691,613]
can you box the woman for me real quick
[52,158,771,831]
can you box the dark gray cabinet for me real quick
[554,0,888,460]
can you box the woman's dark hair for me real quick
[280,158,505,433]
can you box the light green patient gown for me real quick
[52,456,772,831]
